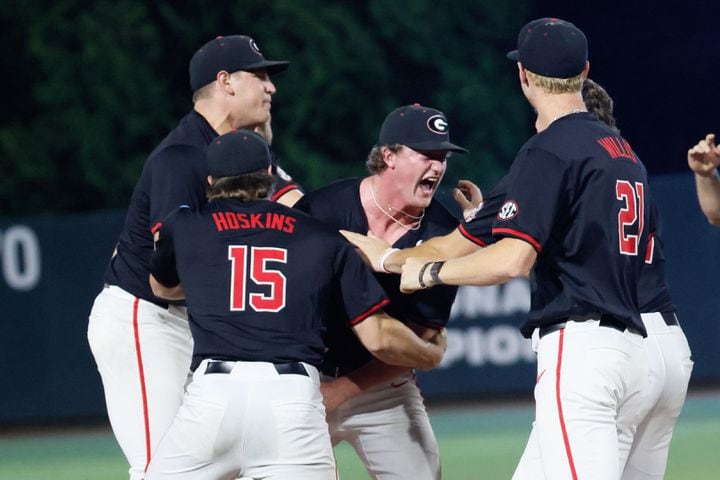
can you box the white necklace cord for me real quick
[369,180,425,231]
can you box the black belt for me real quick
[660,311,680,326]
[539,315,636,339]
[204,360,309,377]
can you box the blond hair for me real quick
[526,70,584,94]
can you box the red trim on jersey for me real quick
[645,232,655,264]
[270,184,299,202]
[458,224,488,247]
[556,329,578,480]
[132,298,152,472]
[492,227,542,252]
[348,298,390,326]
[150,222,163,234]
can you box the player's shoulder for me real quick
[295,177,360,215]
[268,200,341,238]
[300,178,360,203]
[147,112,213,166]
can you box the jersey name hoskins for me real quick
[212,211,296,233]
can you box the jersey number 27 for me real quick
[616,180,645,256]
[228,245,287,312]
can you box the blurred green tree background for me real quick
[0,0,532,215]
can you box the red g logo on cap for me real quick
[427,115,448,135]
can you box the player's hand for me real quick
[340,230,391,271]
[428,328,447,353]
[320,378,355,413]
[400,257,431,293]
[453,179,483,221]
[688,133,720,177]
[419,329,447,370]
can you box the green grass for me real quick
[0,394,717,480]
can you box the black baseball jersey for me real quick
[150,198,388,369]
[104,110,299,306]
[638,202,675,313]
[458,174,512,248]
[295,177,459,375]
[461,173,674,316]
[489,112,651,337]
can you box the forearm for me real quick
[384,230,478,273]
[355,313,444,370]
[694,170,720,225]
[421,238,535,288]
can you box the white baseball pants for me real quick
[621,312,693,479]
[144,359,335,480]
[512,319,650,480]
[327,371,440,480]
[88,285,193,480]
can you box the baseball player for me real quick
[347,78,695,478]
[143,130,446,480]
[345,77,694,479]
[580,79,693,479]
[86,35,300,480]
[394,19,654,479]
[688,133,720,225]
[293,104,467,480]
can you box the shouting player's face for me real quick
[228,69,276,129]
[392,146,447,208]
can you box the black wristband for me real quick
[418,262,432,289]
[430,261,445,286]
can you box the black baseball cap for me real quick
[378,104,468,154]
[207,129,272,178]
[189,35,289,92]
[507,18,587,79]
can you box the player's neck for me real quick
[194,101,260,135]
[533,93,586,133]
[360,176,424,243]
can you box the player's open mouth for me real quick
[418,178,438,194]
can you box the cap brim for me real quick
[241,60,289,75]
[406,141,468,155]
[506,50,519,61]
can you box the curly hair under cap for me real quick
[365,144,403,174]
[206,169,273,202]
[582,78,617,130]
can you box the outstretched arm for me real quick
[688,133,720,225]
[400,237,536,293]
[342,228,480,274]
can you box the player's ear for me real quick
[207,175,214,186]
[266,165,272,175]
[216,70,233,94]
[518,63,530,87]
[582,61,590,79]
[381,146,396,169]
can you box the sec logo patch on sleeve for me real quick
[497,200,519,220]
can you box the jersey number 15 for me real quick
[616,180,645,256]
[228,245,287,312]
